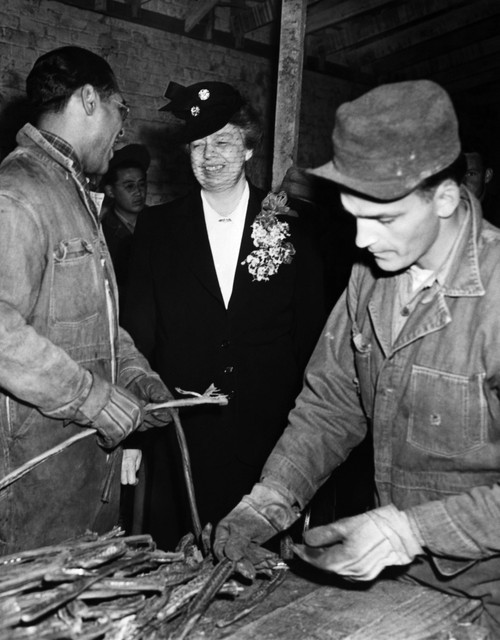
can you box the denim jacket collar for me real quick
[367,192,485,356]
[16,123,98,220]
[17,123,75,174]
[440,191,485,298]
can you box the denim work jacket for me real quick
[264,192,500,577]
[0,125,154,554]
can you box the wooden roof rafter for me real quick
[184,0,219,33]
[330,0,500,70]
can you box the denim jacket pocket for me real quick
[407,365,486,457]
[431,555,477,577]
[51,238,101,323]
[352,322,374,418]
[10,403,40,439]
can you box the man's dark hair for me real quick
[228,100,263,150]
[415,154,467,201]
[102,161,146,187]
[26,46,119,117]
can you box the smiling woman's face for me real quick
[189,123,253,193]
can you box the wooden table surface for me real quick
[189,563,489,640]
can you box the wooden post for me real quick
[272,0,307,191]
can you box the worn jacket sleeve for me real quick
[407,485,500,565]
[115,326,164,389]
[261,285,369,510]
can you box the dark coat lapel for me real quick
[228,185,264,313]
[178,191,224,305]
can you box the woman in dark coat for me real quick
[122,81,326,550]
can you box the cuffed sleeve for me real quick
[407,484,500,561]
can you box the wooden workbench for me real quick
[192,563,489,640]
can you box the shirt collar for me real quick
[396,193,483,300]
[201,181,249,222]
[36,127,98,219]
[38,129,89,193]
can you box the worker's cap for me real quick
[307,80,461,200]
[107,143,150,175]
[159,81,244,142]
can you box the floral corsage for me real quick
[242,191,297,282]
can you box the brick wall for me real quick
[0,0,366,205]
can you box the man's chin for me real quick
[372,254,404,273]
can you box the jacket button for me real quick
[224,366,234,374]
[400,306,410,317]
[221,340,230,348]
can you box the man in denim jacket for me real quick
[215,80,500,634]
[0,46,173,554]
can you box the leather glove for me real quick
[214,483,300,579]
[43,370,143,449]
[293,504,423,581]
[126,373,175,429]
[121,448,142,485]
[69,372,143,449]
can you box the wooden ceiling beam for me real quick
[315,0,467,54]
[444,65,500,94]
[184,0,219,33]
[423,51,500,90]
[379,35,500,84]
[329,0,500,69]
[369,12,500,75]
[305,0,398,34]
[231,0,276,35]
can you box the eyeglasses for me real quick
[111,98,130,123]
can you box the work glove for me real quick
[293,504,424,581]
[121,448,142,485]
[74,374,144,449]
[126,373,176,429]
[214,482,300,579]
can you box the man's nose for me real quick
[355,219,378,249]
[128,182,145,195]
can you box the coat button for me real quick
[224,366,234,374]
[221,340,230,348]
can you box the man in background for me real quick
[101,143,150,311]
[463,149,497,224]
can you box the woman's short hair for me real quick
[228,100,263,151]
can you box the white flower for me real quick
[242,191,296,282]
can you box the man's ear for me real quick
[104,184,115,199]
[245,148,253,162]
[435,180,461,219]
[485,168,494,185]
[80,84,98,117]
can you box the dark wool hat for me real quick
[307,80,461,200]
[159,81,244,142]
[107,143,150,175]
